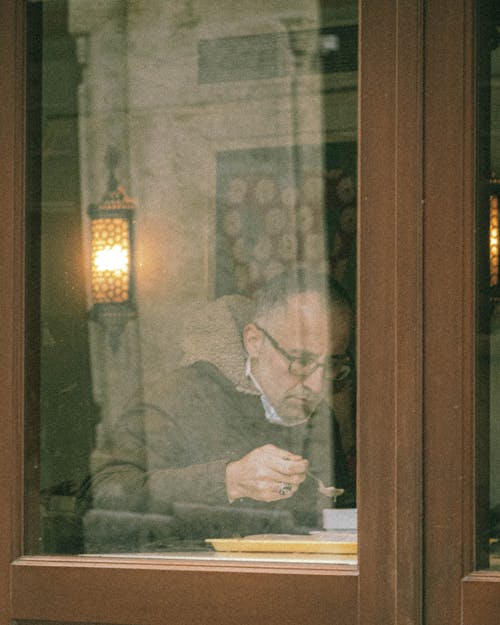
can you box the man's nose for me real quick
[302,365,324,394]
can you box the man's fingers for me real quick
[266,470,304,487]
[264,444,302,461]
[229,445,308,502]
[275,456,308,476]
[260,445,308,475]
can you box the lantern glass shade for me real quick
[490,194,499,288]
[91,217,131,304]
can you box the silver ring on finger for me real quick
[278,482,292,496]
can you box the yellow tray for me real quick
[206,533,357,555]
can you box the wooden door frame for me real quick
[358,0,424,623]
[423,0,500,623]
[422,0,476,621]
[0,1,426,624]
[0,3,25,625]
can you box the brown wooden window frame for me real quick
[423,1,500,624]
[3,1,498,624]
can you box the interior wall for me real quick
[68,0,357,416]
[38,0,99,494]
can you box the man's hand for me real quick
[225,444,308,502]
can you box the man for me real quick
[89,268,353,544]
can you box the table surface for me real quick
[92,550,358,565]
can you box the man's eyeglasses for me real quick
[254,323,352,382]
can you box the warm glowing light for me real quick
[490,194,499,287]
[94,245,129,273]
[91,217,131,303]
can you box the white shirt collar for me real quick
[245,358,307,427]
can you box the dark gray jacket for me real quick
[89,295,349,540]
[91,360,335,532]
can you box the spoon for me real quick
[307,471,344,502]
[282,456,345,502]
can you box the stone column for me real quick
[68,1,143,454]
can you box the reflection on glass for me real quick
[477,1,500,570]
[26,0,358,560]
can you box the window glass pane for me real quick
[477,0,500,570]
[25,0,358,561]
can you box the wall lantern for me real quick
[490,187,499,289]
[490,173,500,305]
[88,148,136,351]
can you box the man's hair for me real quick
[254,266,352,321]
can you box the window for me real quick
[5,2,499,625]
[26,0,359,560]
[476,0,500,573]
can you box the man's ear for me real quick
[243,323,263,357]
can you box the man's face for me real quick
[244,291,351,425]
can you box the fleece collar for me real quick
[179,294,258,395]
